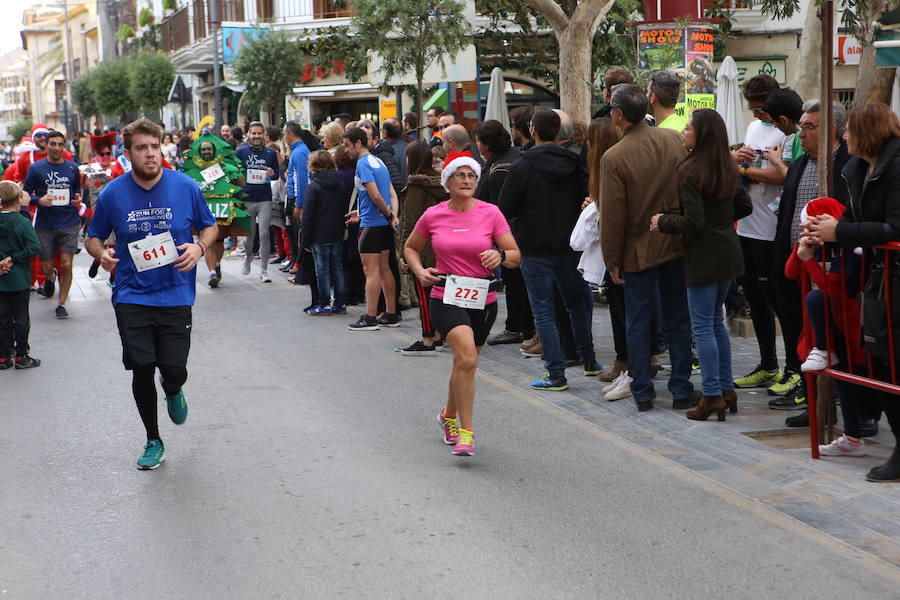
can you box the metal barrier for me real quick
[801,241,900,459]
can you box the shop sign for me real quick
[835,35,862,65]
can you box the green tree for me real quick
[9,118,33,143]
[128,52,175,113]
[351,0,471,129]
[71,72,100,126]
[232,29,305,124]
[89,58,139,120]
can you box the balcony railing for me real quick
[161,0,355,53]
[162,7,191,52]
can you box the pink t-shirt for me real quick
[414,200,511,304]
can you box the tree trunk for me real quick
[557,20,594,123]
[791,0,821,102]
[853,0,893,106]
[416,76,424,140]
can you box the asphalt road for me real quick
[3,265,899,599]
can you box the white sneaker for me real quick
[801,348,838,372]
[242,260,251,276]
[259,271,272,283]
[281,259,292,267]
[602,371,626,394]
[605,373,633,401]
[818,435,866,457]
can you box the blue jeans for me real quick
[312,242,345,307]
[623,259,694,403]
[520,253,595,378]
[687,281,734,397]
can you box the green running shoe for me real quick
[767,370,801,396]
[137,439,165,470]
[166,389,188,425]
[734,365,781,388]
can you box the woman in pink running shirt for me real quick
[404,152,520,457]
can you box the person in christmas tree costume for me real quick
[180,133,248,287]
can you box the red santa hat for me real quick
[799,197,845,225]
[89,132,117,153]
[31,122,49,136]
[440,150,481,191]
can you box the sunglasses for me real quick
[98,151,112,156]
[33,133,48,139]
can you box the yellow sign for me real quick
[380,100,397,121]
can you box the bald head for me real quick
[442,124,471,153]
[553,109,573,143]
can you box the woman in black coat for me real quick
[806,102,900,482]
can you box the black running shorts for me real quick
[429,299,498,347]
[358,225,395,254]
[114,303,192,370]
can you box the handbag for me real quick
[343,185,357,242]
[861,258,900,360]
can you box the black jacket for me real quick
[773,142,851,271]
[474,145,521,204]
[836,137,900,249]
[498,143,588,256]
[300,170,348,244]
[658,181,752,286]
[372,140,404,194]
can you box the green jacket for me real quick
[658,180,752,286]
[0,210,40,292]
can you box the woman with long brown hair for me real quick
[586,118,631,395]
[398,140,449,355]
[651,108,752,421]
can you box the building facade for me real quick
[0,49,31,142]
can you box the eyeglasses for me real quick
[746,105,767,115]
[451,171,478,181]
[797,122,819,131]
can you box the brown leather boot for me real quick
[599,360,628,383]
[722,389,738,414]
[650,355,663,377]
[686,395,727,421]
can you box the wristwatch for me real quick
[498,249,506,264]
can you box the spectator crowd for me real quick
[1,68,899,479]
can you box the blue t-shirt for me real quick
[236,145,280,202]
[355,153,392,227]
[88,169,216,307]
[24,158,82,229]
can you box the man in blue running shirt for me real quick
[86,119,218,471]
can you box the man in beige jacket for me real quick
[599,84,697,413]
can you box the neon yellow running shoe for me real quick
[767,370,802,396]
[734,365,781,388]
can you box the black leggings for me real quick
[132,365,188,441]
[739,236,779,371]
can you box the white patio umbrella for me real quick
[891,68,900,119]
[716,56,744,146]
[484,67,510,132]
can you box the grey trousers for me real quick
[244,200,272,268]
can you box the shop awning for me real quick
[875,7,900,68]
[423,88,448,112]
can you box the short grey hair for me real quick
[553,109,573,142]
[801,99,847,140]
